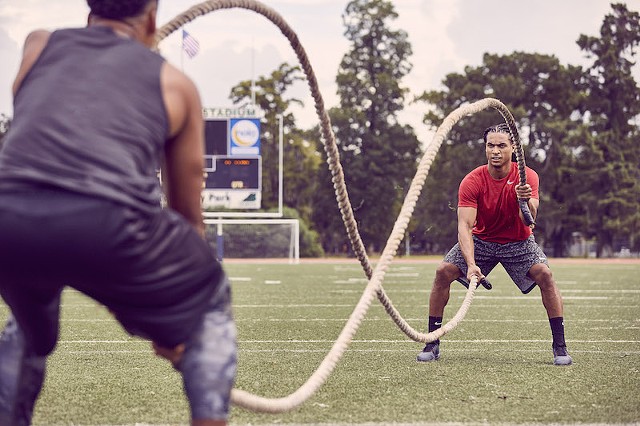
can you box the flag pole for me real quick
[180,30,184,73]
[251,36,256,105]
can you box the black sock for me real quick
[549,316,566,347]
[428,316,443,345]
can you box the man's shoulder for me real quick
[23,29,53,53]
[511,163,539,177]
[161,61,197,95]
[524,165,539,174]
[459,166,486,192]
[464,165,487,180]
[523,165,540,182]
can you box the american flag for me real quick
[182,29,200,59]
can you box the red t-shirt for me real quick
[458,163,539,243]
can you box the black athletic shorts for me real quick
[0,188,225,355]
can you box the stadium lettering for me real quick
[202,107,262,119]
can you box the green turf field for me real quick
[1,259,638,425]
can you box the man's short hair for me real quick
[87,0,155,20]
[483,123,514,143]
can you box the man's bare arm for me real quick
[161,62,206,236]
[458,206,483,281]
[13,30,51,96]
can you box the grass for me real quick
[0,259,638,425]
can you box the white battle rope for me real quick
[158,1,524,413]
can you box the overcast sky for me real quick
[1,0,639,144]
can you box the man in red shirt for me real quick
[417,123,572,366]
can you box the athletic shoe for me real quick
[553,344,573,366]
[416,342,440,362]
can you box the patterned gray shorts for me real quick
[178,275,237,420]
[443,234,548,294]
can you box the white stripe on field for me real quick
[471,296,609,300]
[57,338,639,344]
[59,318,638,327]
[334,278,368,284]
[236,339,639,344]
[231,318,633,323]
[237,349,640,354]
[562,289,640,293]
[66,350,150,354]
[62,349,640,355]
[56,303,639,310]
[60,318,636,324]
[330,289,640,296]
[234,304,357,308]
[328,289,640,300]
[59,304,103,308]
[385,273,420,277]
[471,304,637,308]
[60,340,145,343]
[588,326,640,330]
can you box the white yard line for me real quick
[57,338,639,344]
[61,317,639,323]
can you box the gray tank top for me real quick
[0,26,168,212]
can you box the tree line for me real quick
[1,2,638,258]
[226,1,639,258]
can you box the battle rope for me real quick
[157,0,529,413]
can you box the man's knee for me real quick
[153,342,185,368]
[434,262,461,287]
[530,264,554,289]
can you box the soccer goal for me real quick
[204,218,300,264]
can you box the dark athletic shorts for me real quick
[0,188,226,355]
[443,234,549,294]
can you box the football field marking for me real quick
[57,338,639,344]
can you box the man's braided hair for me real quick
[483,123,512,143]
[483,123,517,162]
[87,0,155,20]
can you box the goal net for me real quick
[204,218,300,264]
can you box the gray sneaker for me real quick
[553,344,572,366]
[417,342,440,362]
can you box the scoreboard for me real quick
[204,156,261,190]
[202,107,263,209]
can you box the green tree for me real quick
[230,63,325,250]
[312,0,421,254]
[575,3,640,255]
[229,63,308,211]
[415,52,585,256]
[281,129,323,222]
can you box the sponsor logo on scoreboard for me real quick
[229,118,261,155]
